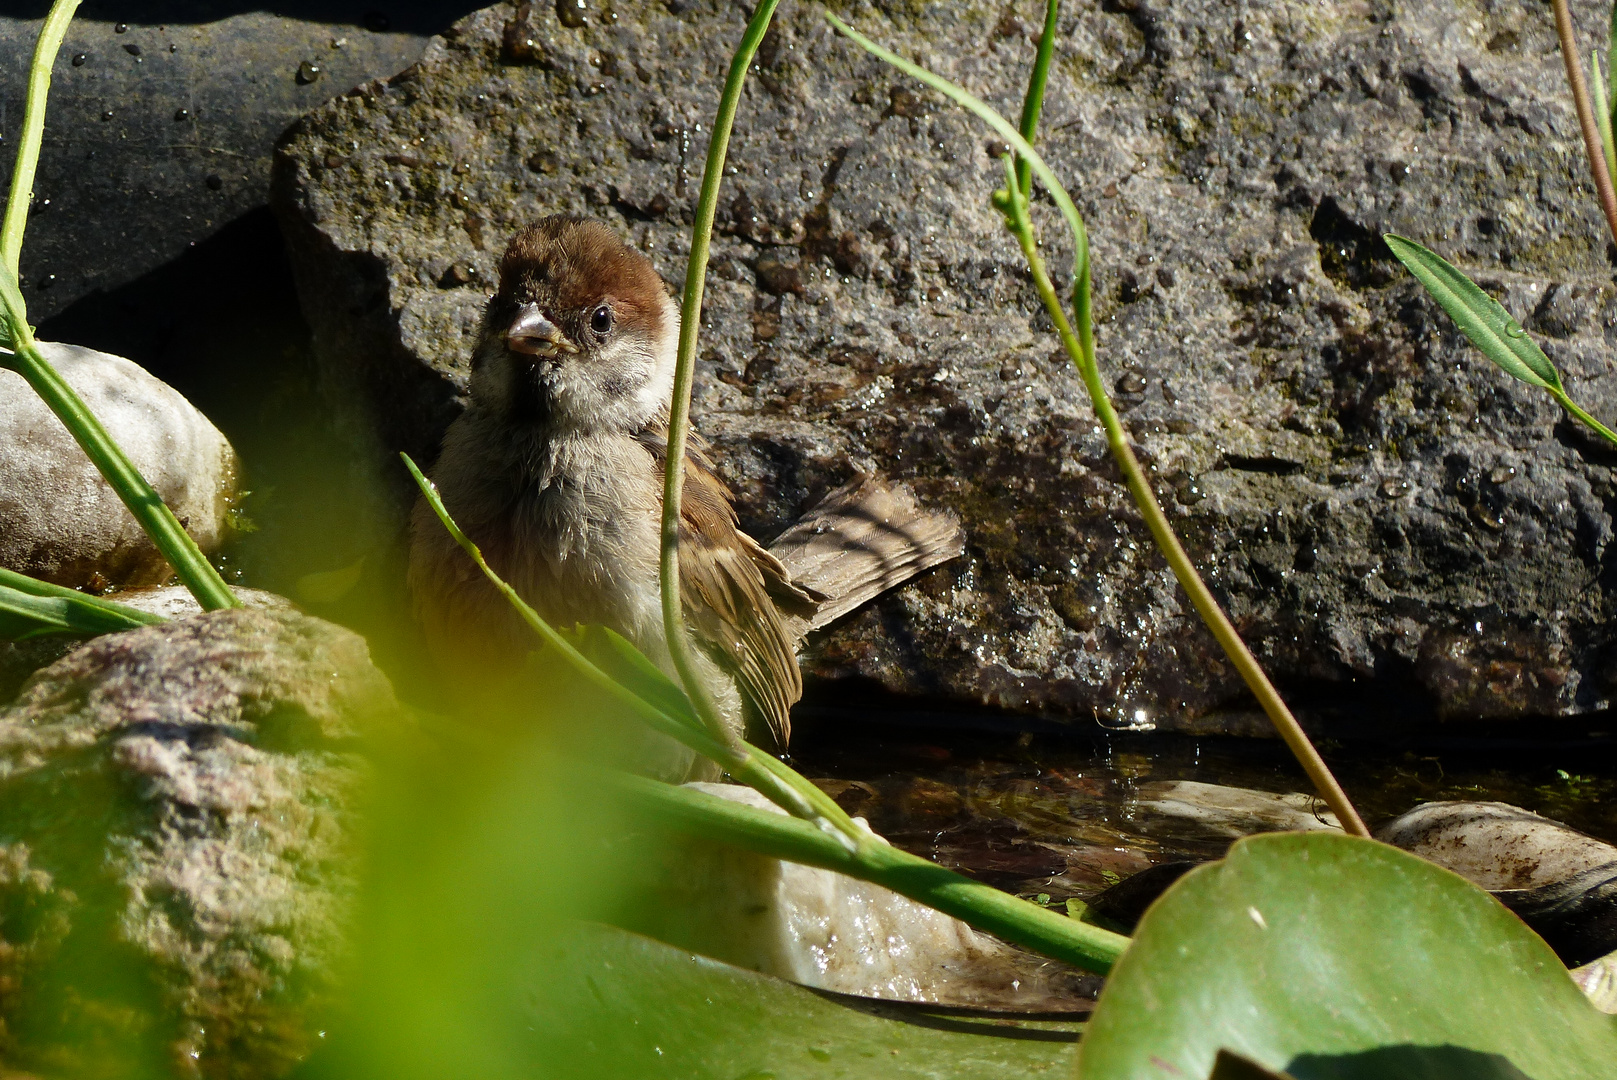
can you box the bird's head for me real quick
[472,216,678,433]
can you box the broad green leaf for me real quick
[524,923,1082,1078]
[1384,234,1563,392]
[1077,831,1617,1080]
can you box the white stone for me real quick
[0,342,238,588]
[1129,780,1343,838]
[639,783,1092,1009]
[1375,801,1617,892]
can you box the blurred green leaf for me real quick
[1077,832,1617,1079]
[1384,234,1562,392]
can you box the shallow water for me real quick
[789,715,1617,903]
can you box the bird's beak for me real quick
[507,303,578,358]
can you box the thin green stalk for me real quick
[1552,0,1617,245]
[1592,51,1617,190]
[0,271,239,611]
[660,0,782,751]
[612,771,1129,975]
[403,453,871,849]
[1015,0,1060,199]
[1558,391,1617,444]
[995,158,1369,839]
[828,11,1368,838]
[0,0,79,286]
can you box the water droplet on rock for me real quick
[1378,477,1408,499]
[71,52,86,66]
[205,173,223,191]
[1117,369,1147,394]
[114,22,128,32]
[1488,465,1516,485]
[174,108,189,121]
[557,0,588,26]
[297,60,321,84]
[123,43,141,56]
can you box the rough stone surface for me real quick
[0,608,405,1078]
[273,0,1617,730]
[0,586,290,704]
[0,342,240,590]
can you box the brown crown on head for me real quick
[497,216,671,337]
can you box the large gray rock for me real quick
[272,0,1617,729]
[0,608,405,1078]
[0,342,240,589]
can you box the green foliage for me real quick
[0,567,161,640]
[1386,234,1617,446]
[1,0,238,611]
[1077,832,1617,1079]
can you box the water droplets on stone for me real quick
[71,53,86,67]
[297,61,321,85]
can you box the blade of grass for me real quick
[827,13,1369,839]
[660,0,782,751]
[1014,0,1060,199]
[0,583,159,640]
[0,0,79,287]
[1593,51,1617,188]
[610,770,1130,975]
[0,566,165,640]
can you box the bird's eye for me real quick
[590,304,613,336]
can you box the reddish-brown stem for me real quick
[1553,0,1617,246]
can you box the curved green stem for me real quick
[614,771,1129,975]
[404,453,872,849]
[0,0,79,285]
[1556,390,1617,446]
[659,0,784,752]
[995,157,1368,838]
[0,269,239,611]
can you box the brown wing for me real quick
[675,454,819,747]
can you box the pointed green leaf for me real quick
[0,568,163,641]
[1384,234,1562,392]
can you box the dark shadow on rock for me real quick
[1288,1044,1535,1080]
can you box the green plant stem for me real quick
[659,0,782,751]
[996,158,1370,839]
[0,275,239,611]
[828,11,1368,838]
[403,453,872,849]
[1556,391,1617,444]
[613,771,1130,975]
[0,0,79,287]
[1014,0,1060,199]
[1552,0,1617,246]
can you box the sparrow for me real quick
[408,216,962,775]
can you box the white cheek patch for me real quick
[632,292,680,420]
